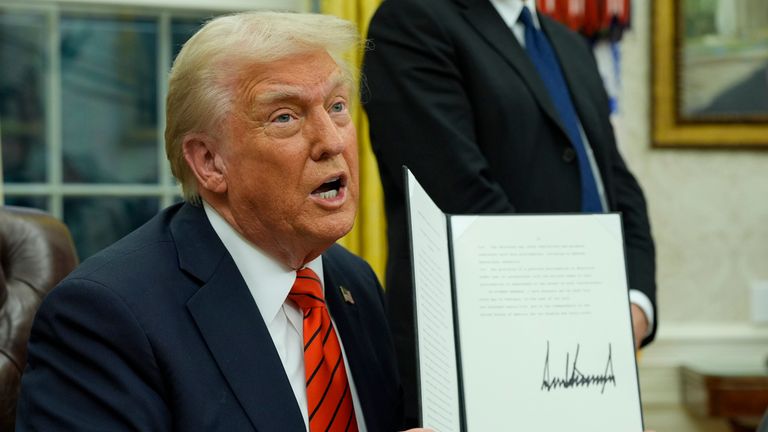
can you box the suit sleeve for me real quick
[17,279,170,431]
[578,44,658,344]
[610,144,658,345]
[363,0,515,214]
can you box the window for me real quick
[1,1,306,259]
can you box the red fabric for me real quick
[537,0,631,38]
[600,0,631,27]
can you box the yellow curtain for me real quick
[321,0,388,284]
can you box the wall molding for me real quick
[638,322,768,406]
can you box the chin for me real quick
[318,213,356,244]
[329,220,356,243]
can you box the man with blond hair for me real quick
[17,12,417,432]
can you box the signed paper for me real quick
[452,215,642,431]
[406,169,643,431]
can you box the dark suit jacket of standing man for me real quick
[17,203,402,431]
[362,0,657,423]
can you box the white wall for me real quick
[617,2,768,431]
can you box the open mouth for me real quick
[311,175,346,199]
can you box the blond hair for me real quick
[165,11,359,203]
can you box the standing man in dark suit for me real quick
[363,0,657,425]
[17,11,429,432]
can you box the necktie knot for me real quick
[290,268,325,310]
[518,6,535,29]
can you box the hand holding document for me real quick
[405,168,644,432]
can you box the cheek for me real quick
[226,157,277,205]
[346,150,359,176]
[343,152,359,201]
[343,129,359,173]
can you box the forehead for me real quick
[237,50,350,105]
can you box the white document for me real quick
[405,168,643,432]
[406,168,462,432]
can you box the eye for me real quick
[330,101,346,113]
[273,113,293,123]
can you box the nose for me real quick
[308,109,348,161]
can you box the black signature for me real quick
[541,341,616,394]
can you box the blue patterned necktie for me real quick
[519,7,603,212]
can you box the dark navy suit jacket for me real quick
[17,203,403,431]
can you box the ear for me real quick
[182,133,228,195]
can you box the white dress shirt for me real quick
[203,202,368,431]
[489,0,655,335]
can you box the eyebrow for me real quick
[255,88,303,105]
[254,75,349,106]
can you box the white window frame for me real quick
[2,0,310,219]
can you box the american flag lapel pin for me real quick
[339,286,355,304]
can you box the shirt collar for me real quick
[490,0,541,29]
[202,201,325,326]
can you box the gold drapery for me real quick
[321,0,387,284]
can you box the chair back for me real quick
[0,206,78,431]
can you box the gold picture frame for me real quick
[652,0,768,147]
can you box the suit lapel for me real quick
[172,204,305,432]
[322,252,388,432]
[457,0,570,141]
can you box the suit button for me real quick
[562,147,576,163]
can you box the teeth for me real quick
[318,190,338,199]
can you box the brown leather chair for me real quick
[0,206,78,431]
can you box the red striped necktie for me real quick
[289,268,359,432]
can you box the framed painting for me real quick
[652,0,768,147]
